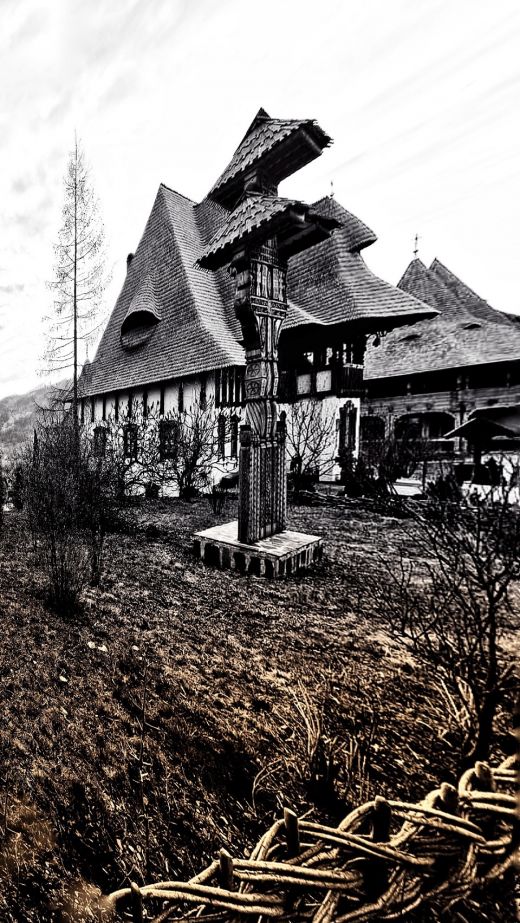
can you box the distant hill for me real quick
[0,381,68,461]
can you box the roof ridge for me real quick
[159,182,196,204]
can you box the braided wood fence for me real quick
[102,754,518,922]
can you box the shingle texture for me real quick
[364,258,520,380]
[285,201,435,330]
[83,185,245,397]
[208,109,331,206]
[199,194,302,267]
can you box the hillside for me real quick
[0,497,516,921]
[0,380,68,460]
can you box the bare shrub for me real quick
[24,419,90,614]
[96,399,217,500]
[366,494,520,765]
[284,401,336,497]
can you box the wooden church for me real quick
[362,257,520,464]
[79,108,435,481]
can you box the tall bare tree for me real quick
[43,136,109,421]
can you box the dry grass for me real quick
[0,496,516,921]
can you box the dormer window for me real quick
[462,322,482,330]
[121,275,161,350]
[121,309,159,350]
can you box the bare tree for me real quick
[284,400,336,493]
[43,136,109,421]
[92,398,217,500]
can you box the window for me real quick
[102,396,107,421]
[221,370,228,405]
[90,397,95,422]
[159,386,165,416]
[178,382,184,413]
[215,369,221,407]
[200,374,207,410]
[159,420,179,461]
[143,390,148,419]
[235,367,245,404]
[80,400,85,425]
[230,414,239,458]
[93,426,107,458]
[123,423,138,460]
[114,394,119,422]
[217,414,226,459]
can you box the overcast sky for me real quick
[1,0,519,399]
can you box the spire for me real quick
[413,233,420,258]
[330,179,334,198]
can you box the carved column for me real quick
[234,239,287,544]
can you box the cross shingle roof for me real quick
[208,109,332,208]
[364,258,520,380]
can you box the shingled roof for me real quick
[83,185,245,398]
[199,193,338,270]
[208,108,331,209]
[364,258,520,380]
[285,202,436,332]
[83,110,439,398]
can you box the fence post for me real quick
[284,808,300,858]
[219,848,235,890]
[130,882,144,923]
[372,796,391,842]
[365,796,392,900]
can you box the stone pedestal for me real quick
[193,521,323,578]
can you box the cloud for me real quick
[0,283,25,294]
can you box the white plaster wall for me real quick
[147,387,161,413]
[164,383,178,414]
[105,394,117,419]
[279,395,361,483]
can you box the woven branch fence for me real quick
[101,753,518,923]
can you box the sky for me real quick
[1,0,519,399]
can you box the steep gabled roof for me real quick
[429,258,513,327]
[364,258,520,380]
[83,185,245,397]
[207,109,331,208]
[285,208,437,332]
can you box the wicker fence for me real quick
[101,753,518,922]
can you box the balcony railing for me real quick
[279,364,364,400]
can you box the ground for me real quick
[0,497,516,922]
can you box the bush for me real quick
[24,420,90,614]
[23,416,124,611]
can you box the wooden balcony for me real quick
[278,364,364,401]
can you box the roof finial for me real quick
[413,233,419,258]
[330,179,334,199]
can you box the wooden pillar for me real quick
[236,240,288,544]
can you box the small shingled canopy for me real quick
[445,404,520,441]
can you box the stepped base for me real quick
[193,520,323,578]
